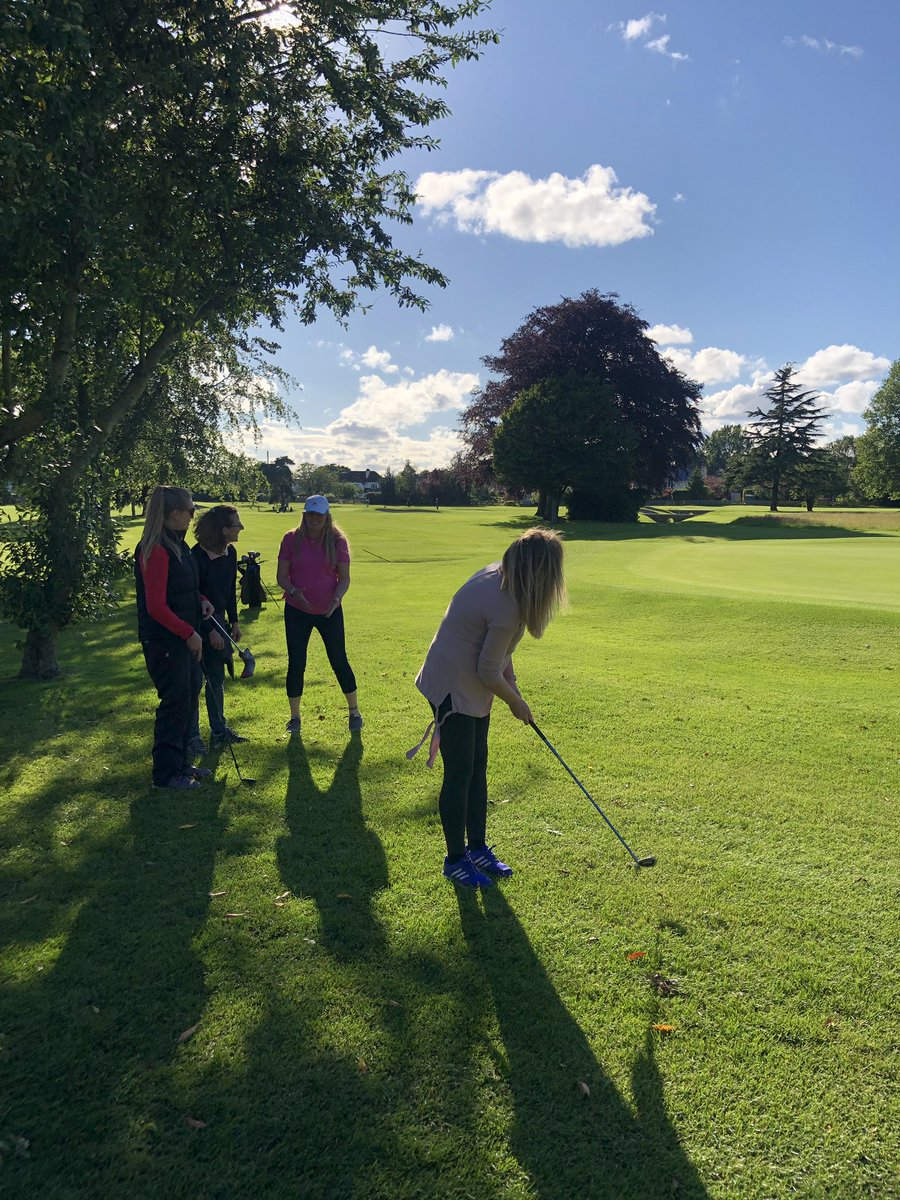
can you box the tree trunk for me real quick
[535,488,547,520]
[769,470,780,512]
[547,491,559,525]
[19,627,61,680]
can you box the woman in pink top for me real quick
[410,528,565,888]
[276,495,363,735]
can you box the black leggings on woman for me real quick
[434,695,490,859]
[284,604,357,698]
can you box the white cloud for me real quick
[339,344,399,374]
[646,34,689,61]
[794,344,890,388]
[648,322,693,345]
[816,379,878,415]
[673,192,685,202]
[616,12,665,41]
[665,346,747,385]
[785,34,863,57]
[416,164,656,248]
[333,369,478,432]
[232,368,480,472]
[426,323,455,343]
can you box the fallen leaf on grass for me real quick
[357,1057,368,1073]
[185,1117,207,1129]
[577,1081,590,1098]
[17,896,38,905]
[336,893,352,900]
[209,890,227,898]
[274,891,291,901]
[546,828,563,837]
[303,937,316,945]
[178,823,197,830]
[224,912,247,919]
[651,1023,676,1035]
[627,951,646,961]
[385,999,403,1009]
[177,1024,199,1044]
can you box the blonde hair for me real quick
[500,527,566,639]
[139,485,193,566]
[298,510,350,568]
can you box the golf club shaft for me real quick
[199,659,252,785]
[208,613,240,652]
[529,721,642,865]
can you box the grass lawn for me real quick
[1,505,898,1199]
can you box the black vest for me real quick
[135,534,201,643]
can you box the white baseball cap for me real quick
[304,494,330,514]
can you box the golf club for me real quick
[199,660,256,787]
[529,720,656,868]
[208,614,256,679]
[261,577,283,610]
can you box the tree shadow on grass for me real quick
[457,887,710,1200]
[483,514,885,543]
[0,782,225,1196]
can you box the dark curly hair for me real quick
[194,505,240,553]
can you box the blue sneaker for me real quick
[348,710,364,732]
[467,844,513,878]
[443,854,494,888]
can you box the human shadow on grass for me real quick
[0,782,225,1196]
[277,735,387,960]
[456,888,710,1200]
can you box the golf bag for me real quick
[238,551,266,608]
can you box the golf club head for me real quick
[633,856,657,868]
[238,648,256,679]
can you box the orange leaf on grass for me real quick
[652,1023,676,1034]
[627,951,647,960]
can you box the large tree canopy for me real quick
[492,374,637,522]
[460,290,703,494]
[853,360,900,501]
[0,0,495,676]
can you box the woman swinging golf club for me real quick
[187,504,248,756]
[276,495,363,735]
[409,528,566,887]
[135,485,214,790]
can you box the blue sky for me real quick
[245,0,899,471]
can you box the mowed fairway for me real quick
[1,506,897,1199]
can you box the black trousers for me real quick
[284,605,357,699]
[142,639,202,785]
[434,695,491,859]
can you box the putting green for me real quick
[590,533,900,610]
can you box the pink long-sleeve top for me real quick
[415,564,524,718]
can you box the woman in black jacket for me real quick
[188,504,248,754]
[135,485,213,790]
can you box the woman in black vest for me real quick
[135,485,213,789]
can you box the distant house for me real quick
[341,469,382,494]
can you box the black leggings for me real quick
[284,604,357,699]
[142,638,202,785]
[434,695,490,859]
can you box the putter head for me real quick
[238,648,256,679]
[634,856,657,868]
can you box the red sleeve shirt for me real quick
[141,545,196,640]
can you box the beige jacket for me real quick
[415,564,524,718]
